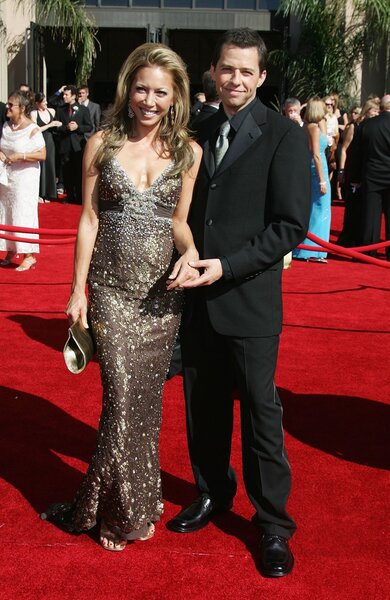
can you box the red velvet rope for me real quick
[0,224,389,265]
[0,224,77,235]
[302,233,390,268]
[0,233,76,245]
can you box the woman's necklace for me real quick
[10,120,23,131]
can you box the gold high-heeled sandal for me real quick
[16,256,37,272]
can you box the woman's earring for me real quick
[169,105,175,125]
[128,103,134,118]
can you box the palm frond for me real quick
[17,0,98,84]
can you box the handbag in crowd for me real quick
[63,318,96,374]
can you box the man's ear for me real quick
[257,70,267,88]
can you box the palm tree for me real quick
[270,0,390,102]
[17,0,98,85]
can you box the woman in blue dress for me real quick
[293,96,331,263]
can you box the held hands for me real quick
[67,121,79,131]
[65,291,88,328]
[167,249,200,290]
[177,258,223,289]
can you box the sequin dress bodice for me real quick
[89,158,182,296]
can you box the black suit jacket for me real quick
[350,111,390,191]
[83,100,101,137]
[57,103,92,156]
[187,99,311,337]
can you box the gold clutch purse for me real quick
[63,318,96,374]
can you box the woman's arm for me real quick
[307,124,327,196]
[338,124,354,182]
[5,127,46,164]
[167,140,202,289]
[65,132,102,327]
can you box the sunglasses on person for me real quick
[6,102,19,108]
[325,102,334,107]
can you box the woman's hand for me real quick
[319,181,327,196]
[0,151,7,163]
[167,248,200,290]
[5,153,22,165]
[51,120,62,128]
[65,291,88,328]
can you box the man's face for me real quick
[285,105,301,123]
[211,44,266,116]
[63,89,76,104]
[78,89,88,103]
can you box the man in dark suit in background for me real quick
[78,85,101,138]
[167,28,311,578]
[56,85,92,203]
[190,70,220,128]
[351,94,390,261]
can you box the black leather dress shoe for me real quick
[259,534,294,577]
[167,493,233,533]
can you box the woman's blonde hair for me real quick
[95,43,194,175]
[305,96,326,124]
[359,99,379,122]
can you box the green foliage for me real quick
[270,0,390,102]
[17,0,98,85]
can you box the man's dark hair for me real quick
[64,85,78,97]
[202,70,218,103]
[211,28,267,72]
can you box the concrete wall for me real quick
[0,0,35,101]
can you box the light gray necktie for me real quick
[215,120,231,169]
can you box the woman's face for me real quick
[325,98,334,114]
[129,66,175,128]
[38,97,47,110]
[6,96,23,120]
[351,108,361,122]
[366,107,379,118]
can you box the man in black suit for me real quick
[190,70,220,128]
[351,94,390,261]
[78,85,101,138]
[167,29,311,578]
[56,85,92,203]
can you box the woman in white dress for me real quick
[0,91,46,271]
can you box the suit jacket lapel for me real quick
[217,101,267,176]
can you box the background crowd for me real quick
[0,77,389,270]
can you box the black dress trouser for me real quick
[181,302,296,539]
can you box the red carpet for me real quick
[0,203,389,600]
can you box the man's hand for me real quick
[180,258,223,288]
[67,121,79,131]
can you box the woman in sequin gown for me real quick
[42,44,202,551]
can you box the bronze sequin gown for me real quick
[43,158,183,539]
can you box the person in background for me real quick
[78,85,101,138]
[283,97,303,126]
[293,96,331,263]
[31,93,62,202]
[56,85,92,204]
[337,100,379,247]
[0,101,6,138]
[189,91,206,121]
[0,91,46,270]
[190,70,220,128]
[350,94,390,261]
[323,95,339,190]
[41,43,201,552]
